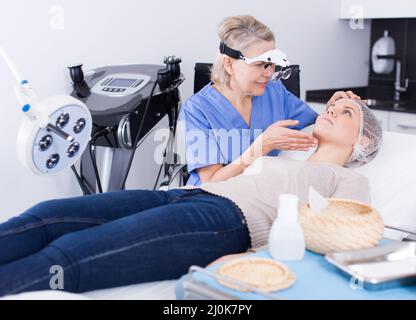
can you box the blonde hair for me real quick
[211,15,275,88]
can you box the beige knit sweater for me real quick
[180,157,371,249]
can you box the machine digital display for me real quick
[92,73,151,98]
[108,78,136,87]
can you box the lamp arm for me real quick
[0,45,46,125]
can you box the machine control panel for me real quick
[91,73,151,97]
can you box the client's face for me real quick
[313,99,361,150]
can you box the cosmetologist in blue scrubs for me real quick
[180,16,362,186]
[181,80,318,186]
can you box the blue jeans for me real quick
[0,189,250,296]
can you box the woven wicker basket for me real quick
[299,198,384,255]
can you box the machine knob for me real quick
[163,56,182,80]
[68,63,85,85]
[68,63,91,98]
[157,68,172,91]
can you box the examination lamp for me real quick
[0,46,92,175]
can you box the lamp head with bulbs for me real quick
[0,46,92,175]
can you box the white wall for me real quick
[0,0,371,220]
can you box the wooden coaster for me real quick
[217,257,296,293]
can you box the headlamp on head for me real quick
[219,42,292,82]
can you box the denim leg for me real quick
[0,191,250,296]
[0,189,186,265]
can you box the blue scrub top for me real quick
[180,80,318,186]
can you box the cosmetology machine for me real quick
[0,46,92,175]
[68,57,184,194]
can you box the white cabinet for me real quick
[389,112,416,134]
[370,109,390,131]
[340,0,416,19]
[307,102,416,135]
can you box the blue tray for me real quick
[175,245,416,300]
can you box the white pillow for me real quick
[279,126,416,239]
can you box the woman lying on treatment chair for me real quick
[0,98,382,296]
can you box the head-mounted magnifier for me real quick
[219,42,292,82]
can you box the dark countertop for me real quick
[305,87,416,114]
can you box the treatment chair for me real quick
[5,128,416,300]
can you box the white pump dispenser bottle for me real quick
[268,194,305,261]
